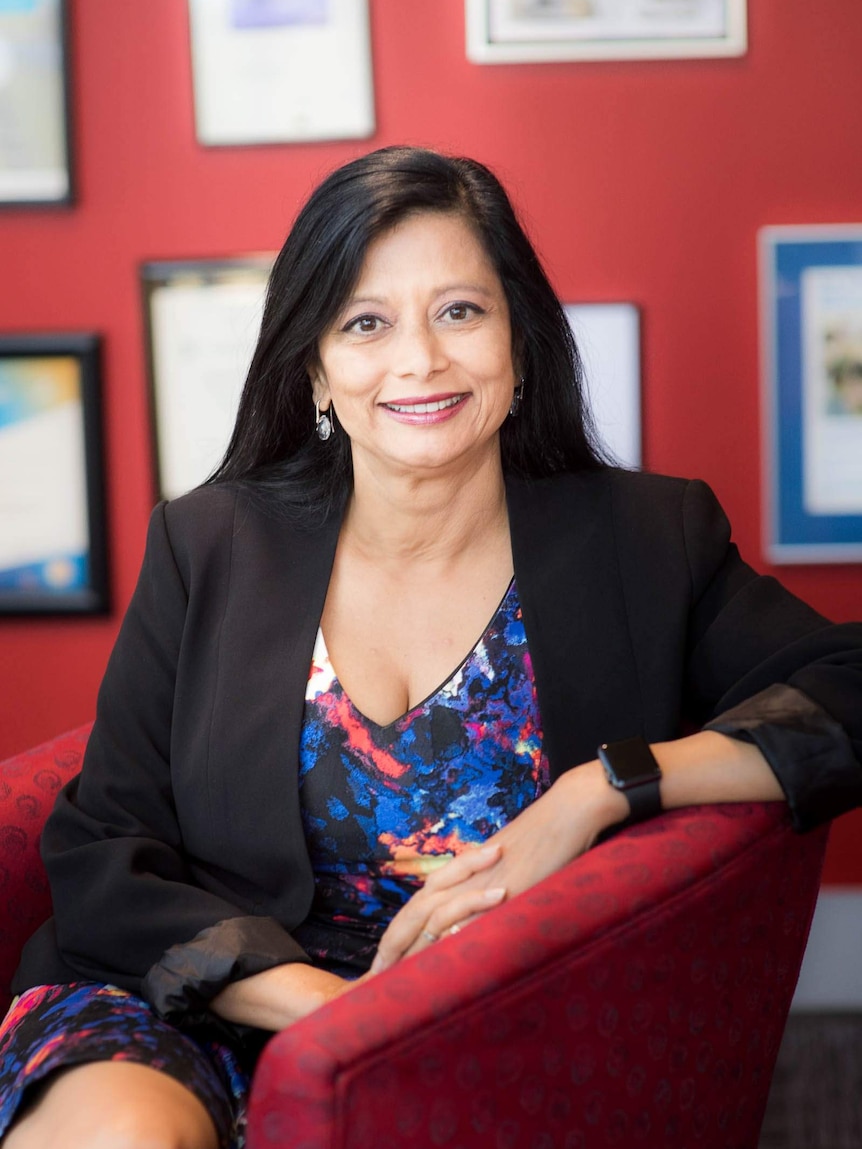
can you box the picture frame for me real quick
[0,333,108,615]
[760,225,862,564]
[187,0,375,146]
[565,302,641,467]
[466,0,747,64]
[0,0,73,207]
[142,256,273,501]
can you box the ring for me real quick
[421,929,439,944]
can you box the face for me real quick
[312,211,516,482]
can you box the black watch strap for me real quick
[621,772,663,822]
[597,736,663,824]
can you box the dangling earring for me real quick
[509,378,525,417]
[315,401,333,442]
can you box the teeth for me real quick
[388,396,462,414]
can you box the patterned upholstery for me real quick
[0,723,92,1015]
[0,730,828,1148]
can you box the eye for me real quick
[441,302,483,323]
[343,314,385,335]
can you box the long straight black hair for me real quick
[209,146,607,521]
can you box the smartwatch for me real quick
[597,736,663,824]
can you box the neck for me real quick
[344,450,509,564]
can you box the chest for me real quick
[320,550,514,727]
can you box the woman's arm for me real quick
[372,475,860,971]
[37,493,313,1026]
[370,729,783,973]
[210,963,367,1031]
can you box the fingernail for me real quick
[480,844,501,857]
[484,887,506,901]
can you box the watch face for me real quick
[599,738,662,788]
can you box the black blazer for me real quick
[15,470,862,1024]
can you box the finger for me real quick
[422,842,502,893]
[446,910,486,936]
[446,919,469,938]
[373,886,506,972]
[369,899,431,974]
[412,886,506,953]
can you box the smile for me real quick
[384,395,466,414]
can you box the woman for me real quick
[2,146,861,1148]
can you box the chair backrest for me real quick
[0,724,93,1013]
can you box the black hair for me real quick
[208,146,607,520]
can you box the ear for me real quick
[308,365,331,409]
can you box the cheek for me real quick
[479,346,516,393]
[322,357,380,416]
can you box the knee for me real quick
[77,1113,216,1149]
[4,1063,219,1149]
[89,1105,217,1149]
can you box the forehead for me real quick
[352,211,501,290]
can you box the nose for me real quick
[393,319,449,380]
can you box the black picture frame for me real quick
[0,333,109,615]
[0,0,74,209]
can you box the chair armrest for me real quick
[247,803,828,1149]
[0,724,92,1012]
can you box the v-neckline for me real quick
[313,577,517,731]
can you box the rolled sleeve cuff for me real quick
[143,915,310,1026]
[704,683,862,832]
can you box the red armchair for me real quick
[1,726,828,1148]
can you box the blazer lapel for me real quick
[208,498,342,911]
[506,472,644,779]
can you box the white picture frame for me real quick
[565,302,641,468]
[466,0,747,64]
[187,0,375,146]
[0,0,72,205]
[142,257,273,501]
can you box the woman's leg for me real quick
[4,1061,219,1149]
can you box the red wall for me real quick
[1,1,861,879]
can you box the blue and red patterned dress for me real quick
[293,577,549,976]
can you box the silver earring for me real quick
[315,401,333,442]
[509,379,525,417]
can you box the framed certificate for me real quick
[760,225,862,564]
[187,0,375,146]
[466,0,747,64]
[0,0,73,206]
[565,302,641,468]
[0,334,108,614]
[142,256,273,501]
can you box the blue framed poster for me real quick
[760,226,862,564]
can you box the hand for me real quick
[370,758,627,974]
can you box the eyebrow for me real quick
[343,283,498,309]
